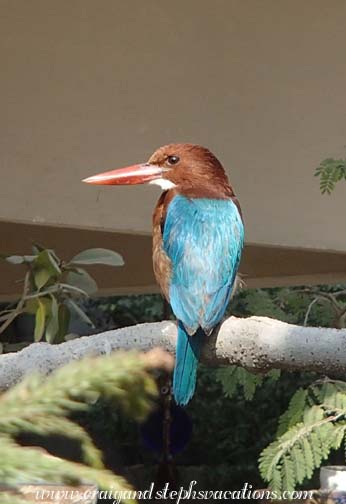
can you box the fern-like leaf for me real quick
[329,424,346,450]
[291,445,306,485]
[301,436,314,479]
[216,366,280,401]
[263,378,346,492]
[260,418,337,492]
[303,405,324,425]
[277,388,308,436]
[315,158,346,194]
[282,456,295,492]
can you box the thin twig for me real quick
[0,273,30,335]
[304,298,320,326]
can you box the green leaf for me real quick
[240,368,263,401]
[56,304,71,343]
[216,366,263,401]
[34,268,51,290]
[271,467,282,494]
[25,297,52,316]
[262,379,346,493]
[260,418,337,492]
[45,296,59,343]
[70,248,124,267]
[66,299,95,327]
[266,369,281,382]
[291,445,306,484]
[282,456,295,492]
[277,388,308,436]
[216,367,238,398]
[34,299,46,342]
[31,243,60,258]
[303,405,324,425]
[315,158,346,194]
[301,437,314,479]
[310,430,323,466]
[319,382,339,407]
[66,269,98,295]
[33,250,61,290]
[35,249,61,275]
[23,298,39,314]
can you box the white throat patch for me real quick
[148,178,177,190]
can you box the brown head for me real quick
[83,143,235,199]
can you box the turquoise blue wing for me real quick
[163,195,244,334]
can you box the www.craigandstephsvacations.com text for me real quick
[34,481,314,502]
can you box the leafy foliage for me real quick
[259,380,346,492]
[315,158,346,194]
[220,285,346,491]
[0,348,165,502]
[85,293,167,331]
[2,282,343,493]
[216,366,280,401]
[0,245,123,344]
[230,285,346,329]
[276,388,308,436]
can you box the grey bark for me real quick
[0,316,345,389]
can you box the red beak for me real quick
[82,163,163,185]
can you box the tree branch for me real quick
[0,316,345,390]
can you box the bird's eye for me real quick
[167,155,180,165]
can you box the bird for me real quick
[83,144,244,405]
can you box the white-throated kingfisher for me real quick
[83,144,244,405]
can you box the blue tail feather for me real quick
[173,322,204,405]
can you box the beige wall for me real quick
[1,0,346,295]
